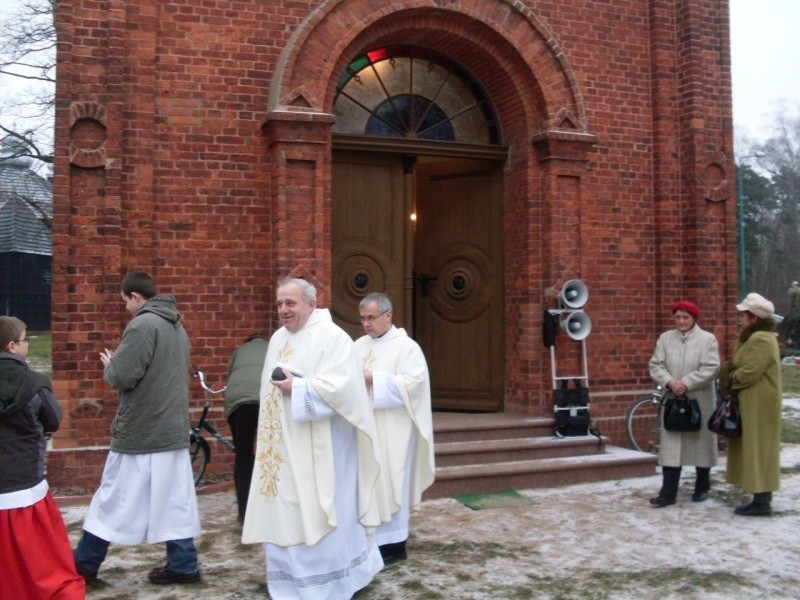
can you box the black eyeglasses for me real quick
[359,310,389,324]
[14,339,29,344]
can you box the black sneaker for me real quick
[379,541,407,566]
[147,566,201,585]
[74,561,98,583]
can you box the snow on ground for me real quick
[62,403,800,599]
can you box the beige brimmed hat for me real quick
[736,292,775,319]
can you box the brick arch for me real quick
[268,0,588,136]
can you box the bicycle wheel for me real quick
[625,396,661,454]
[189,433,210,486]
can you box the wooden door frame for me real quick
[332,135,508,412]
[333,134,507,161]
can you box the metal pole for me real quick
[736,153,764,299]
[738,163,745,298]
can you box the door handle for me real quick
[415,273,438,298]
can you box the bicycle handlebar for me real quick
[191,365,228,395]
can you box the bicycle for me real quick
[189,365,234,486]
[625,386,663,454]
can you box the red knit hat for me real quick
[672,300,700,320]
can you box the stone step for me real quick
[424,446,657,499]
[435,434,606,467]
[433,412,554,443]
[425,412,657,500]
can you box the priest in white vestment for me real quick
[354,292,435,565]
[242,278,384,599]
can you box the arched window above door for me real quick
[333,45,500,145]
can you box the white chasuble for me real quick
[354,326,435,523]
[242,308,382,547]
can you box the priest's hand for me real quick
[364,369,373,386]
[271,370,294,394]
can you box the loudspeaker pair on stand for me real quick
[544,279,593,438]
[543,279,591,346]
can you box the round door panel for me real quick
[333,240,388,324]
[426,243,491,323]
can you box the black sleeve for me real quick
[36,386,63,434]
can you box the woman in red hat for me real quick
[648,300,721,507]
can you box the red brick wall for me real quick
[50,0,736,491]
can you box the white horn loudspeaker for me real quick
[557,279,589,309]
[560,310,592,341]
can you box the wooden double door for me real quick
[332,151,504,412]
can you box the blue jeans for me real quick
[74,530,198,577]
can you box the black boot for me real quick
[735,492,772,516]
[650,466,681,507]
[379,540,408,566]
[692,467,710,502]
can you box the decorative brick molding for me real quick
[68,101,108,168]
[703,162,729,203]
[268,0,589,138]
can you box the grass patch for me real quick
[26,331,52,378]
[412,539,539,563]
[782,408,800,444]
[397,579,447,599]
[783,364,800,395]
[520,567,756,599]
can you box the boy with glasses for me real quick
[0,316,85,599]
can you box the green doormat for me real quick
[453,488,539,510]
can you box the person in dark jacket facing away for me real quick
[0,316,85,599]
[73,271,202,585]
[224,333,268,524]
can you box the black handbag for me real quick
[662,393,702,432]
[708,387,742,438]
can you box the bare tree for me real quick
[743,104,800,316]
[740,163,776,294]
[0,0,56,168]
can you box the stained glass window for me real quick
[333,45,499,145]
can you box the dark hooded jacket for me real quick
[103,295,191,454]
[0,353,61,494]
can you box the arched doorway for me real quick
[264,0,597,415]
[330,46,507,411]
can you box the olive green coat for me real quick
[223,336,268,419]
[724,322,782,493]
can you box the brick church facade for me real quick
[49,0,738,490]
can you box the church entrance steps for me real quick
[435,435,607,467]
[432,411,553,443]
[424,412,657,500]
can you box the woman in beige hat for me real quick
[720,293,782,516]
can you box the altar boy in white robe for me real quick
[242,278,385,600]
[354,292,435,565]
